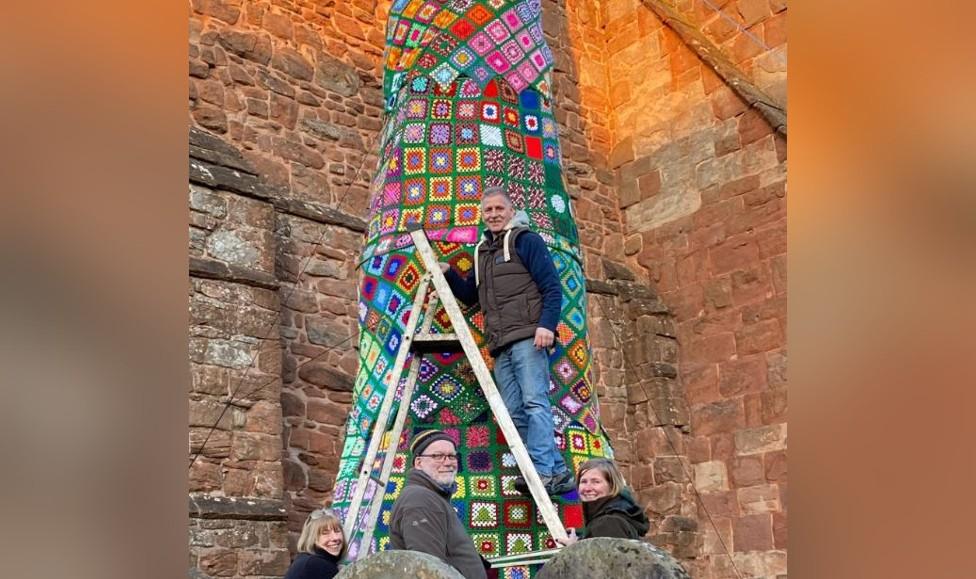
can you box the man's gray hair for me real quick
[481,185,513,207]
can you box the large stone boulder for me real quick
[336,550,465,579]
[537,538,691,579]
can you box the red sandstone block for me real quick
[334,13,367,40]
[761,386,788,424]
[718,356,768,398]
[702,65,724,95]
[736,318,784,355]
[757,223,787,259]
[733,513,774,551]
[686,332,737,364]
[731,266,771,307]
[764,11,787,47]
[711,86,748,120]
[682,363,722,406]
[676,250,709,287]
[730,30,764,63]
[704,12,739,44]
[770,254,786,295]
[720,175,761,199]
[659,27,681,55]
[639,169,662,199]
[687,435,712,463]
[238,549,290,575]
[691,398,745,436]
[709,238,760,275]
[738,108,772,146]
[730,455,765,487]
[774,133,787,162]
[741,295,786,328]
[744,392,763,427]
[703,277,733,310]
[263,11,294,40]
[764,449,787,483]
[307,398,348,427]
[189,460,223,493]
[671,45,699,75]
[700,490,738,519]
[192,0,242,25]
[198,549,238,577]
[773,511,788,549]
[710,432,736,462]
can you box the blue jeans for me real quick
[492,337,567,478]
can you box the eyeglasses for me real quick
[417,452,460,462]
[308,508,336,520]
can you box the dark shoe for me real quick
[512,475,552,496]
[545,470,576,496]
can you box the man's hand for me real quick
[534,327,554,350]
[438,262,450,273]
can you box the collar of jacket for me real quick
[311,545,341,563]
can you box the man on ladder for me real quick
[439,186,575,497]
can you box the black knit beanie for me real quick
[410,429,455,457]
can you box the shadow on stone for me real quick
[336,550,465,579]
[537,538,691,579]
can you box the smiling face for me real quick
[316,525,344,556]
[577,468,612,502]
[414,438,459,486]
[481,191,514,234]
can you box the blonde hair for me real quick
[576,458,626,497]
[296,508,345,556]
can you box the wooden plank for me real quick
[488,547,562,565]
[342,274,432,542]
[409,229,569,543]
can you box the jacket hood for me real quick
[475,209,533,287]
[584,489,651,536]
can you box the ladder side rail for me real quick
[409,229,569,544]
[342,274,433,541]
[357,293,439,554]
[358,353,424,554]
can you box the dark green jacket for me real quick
[582,490,651,540]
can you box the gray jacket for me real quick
[389,469,487,579]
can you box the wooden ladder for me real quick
[342,227,569,556]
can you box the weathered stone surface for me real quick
[190,256,279,290]
[189,495,288,520]
[336,550,464,579]
[315,54,361,96]
[190,158,273,199]
[298,362,354,392]
[273,198,367,232]
[537,537,691,579]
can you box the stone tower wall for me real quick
[187,1,787,578]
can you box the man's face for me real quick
[414,439,459,486]
[481,193,514,234]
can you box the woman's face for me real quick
[578,468,612,502]
[317,526,344,556]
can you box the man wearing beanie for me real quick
[389,430,488,579]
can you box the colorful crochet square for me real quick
[334,1,612,572]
